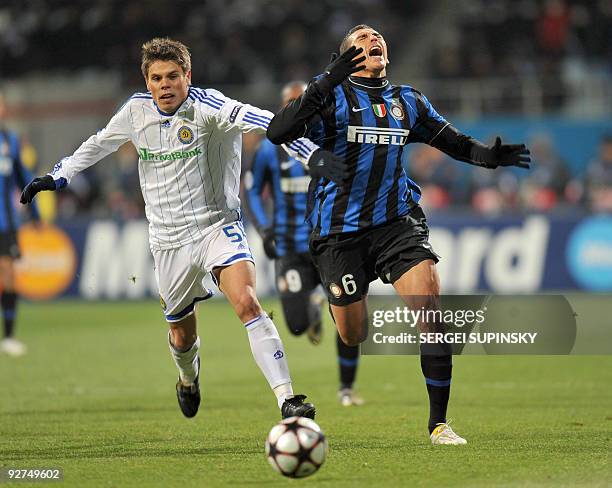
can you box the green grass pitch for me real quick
[1,299,610,487]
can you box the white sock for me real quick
[168,333,200,385]
[245,314,292,408]
[273,383,294,409]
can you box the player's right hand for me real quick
[262,227,278,259]
[316,46,366,95]
[20,175,56,204]
[307,149,350,186]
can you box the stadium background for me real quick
[1,0,610,300]
[2,0,611,301]
[1,2,611,487]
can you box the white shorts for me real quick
[153,221,253,322]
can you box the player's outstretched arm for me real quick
[409,90,530,170]
[267,47,365,144]
[430,125,531,170]
[20,98,133,205]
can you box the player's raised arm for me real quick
[266,47,366,144]
[20,100,133,204]
[408,90,531,170]
[207,89,348,185]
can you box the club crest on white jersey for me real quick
[177,126,194,144]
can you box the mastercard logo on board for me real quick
[15,223,77,300]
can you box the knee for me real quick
[337,318,368,347]
[337,330,366,347]
[234,288,262,323]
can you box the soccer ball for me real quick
[265,416,328,478]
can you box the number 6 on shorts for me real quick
[341,274,357,295]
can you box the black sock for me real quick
[336,332,359,389]
[2,291,17,339]
[420,344,452,434]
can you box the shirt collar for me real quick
[153,92,194,118]
[348,76,389,89]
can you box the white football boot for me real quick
[0,338,27,357]
[338,388,365,407]
[430,421,467,445]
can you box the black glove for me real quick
[262,227,277,259]
[307,149,350,185]
[315,46,366,96]
[471,136,531,169]
[20,175,56,204]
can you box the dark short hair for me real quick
[141,38,191,78]
[339,24,376,53]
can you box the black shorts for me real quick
[309,206,439,306]
[274,252,321,297]
[0,231,20,259]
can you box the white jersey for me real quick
[50,86,318,250]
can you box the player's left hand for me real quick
[488,136,531,169]
[307,149,350,186]
[20,175,56,204]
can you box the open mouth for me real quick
[369,45,383,57]
[160,93,174,101]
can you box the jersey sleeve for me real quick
[205,88,319,164]
[266,75,329,144]
[406,90,450,145]
[48,99,133,188]
[244,142,274,233]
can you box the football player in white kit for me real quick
[21,38,349,420]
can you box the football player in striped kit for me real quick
[268,25,530,444]
[20,38,347,421]
[0,92,40,357]
[245,81,363,406]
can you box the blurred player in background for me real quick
[0,92,40,357]
[585,134,612,212]
[268,25,530,444]
[246,81,363,406]
[19,37,346,420]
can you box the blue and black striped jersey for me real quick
[0,128,39,232]
[245,139,311,256]
[305,79,448,238]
